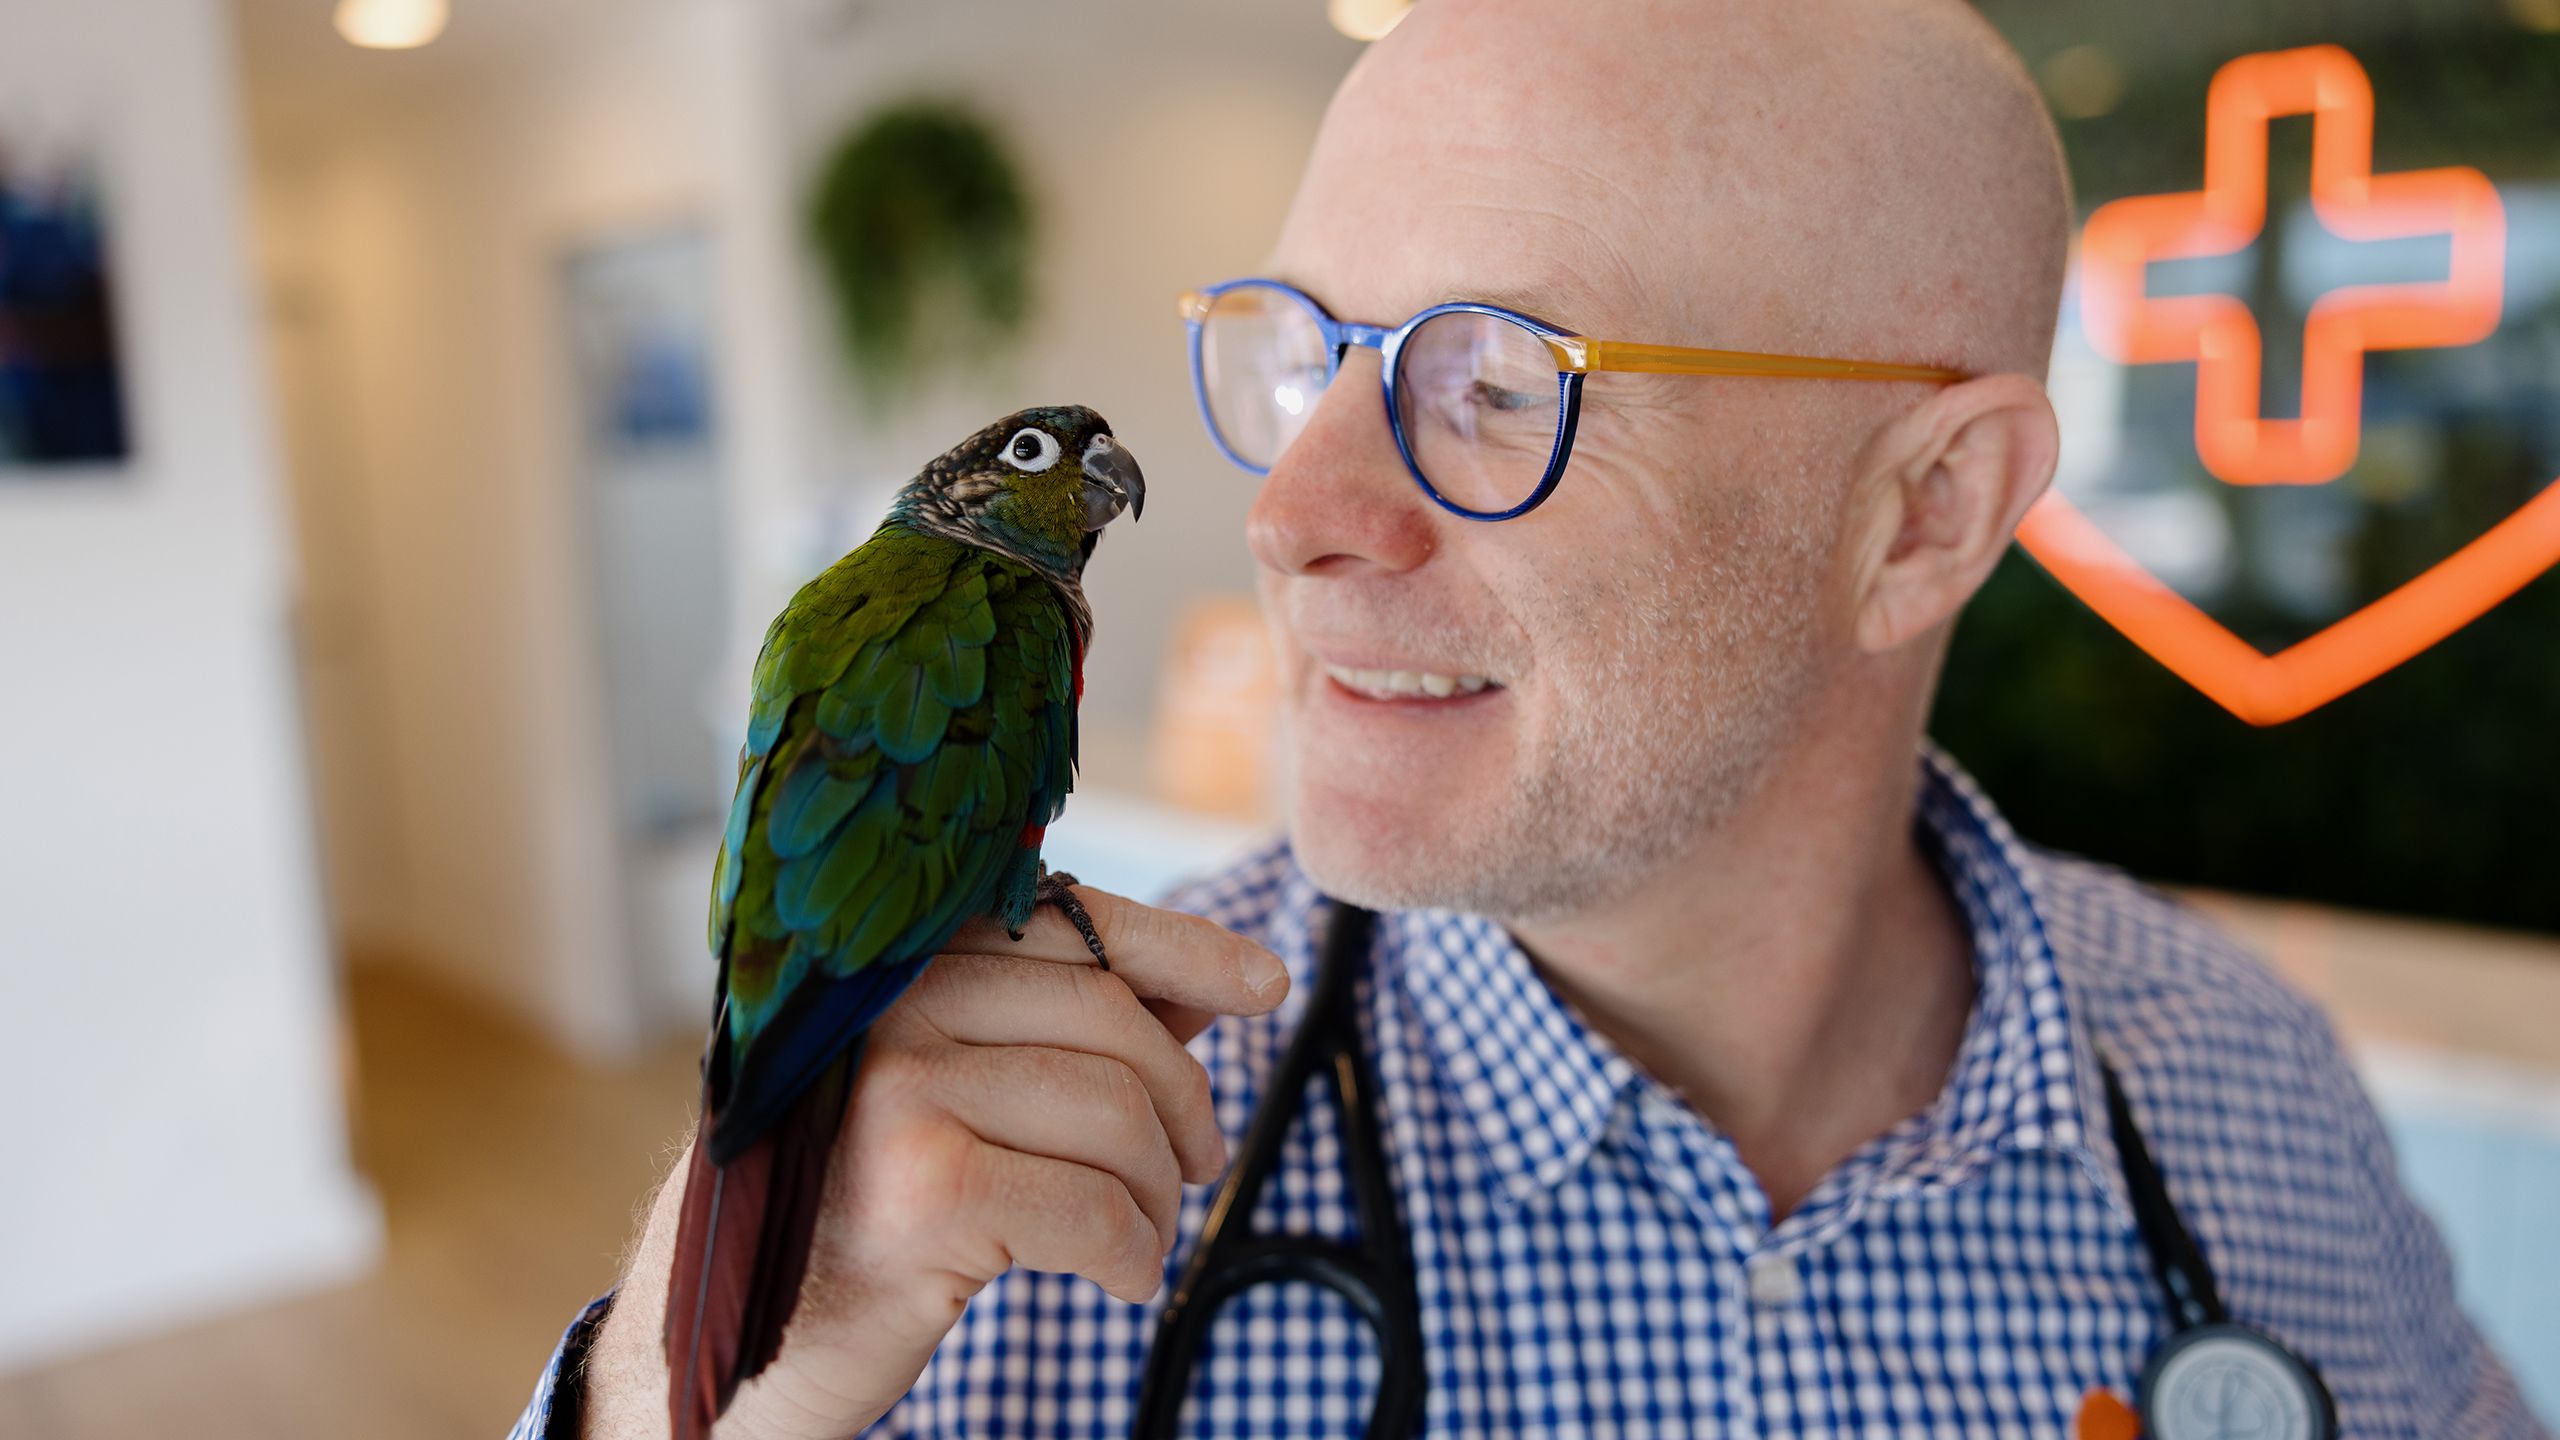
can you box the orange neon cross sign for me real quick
[2076,44,2505,486]
[2014,44,2557,726]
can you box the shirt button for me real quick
[1746,1250,1802,1307]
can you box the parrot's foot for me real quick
[1035,869,1111,972]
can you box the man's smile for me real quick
[1319,662,1499,702]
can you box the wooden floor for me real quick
[0,964,702,1439]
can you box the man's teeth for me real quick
[1323,664,1493,700]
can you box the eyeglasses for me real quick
[1178,277,1969,521]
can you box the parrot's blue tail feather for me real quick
[664,1042,861,1440]
[708,955,928,1166]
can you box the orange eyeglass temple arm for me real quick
[1175,290,1965,385]
[1544,335,1967,384]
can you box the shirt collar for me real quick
[1381,742,2132,1226]
[1894,743,2131,1224]
[1387,904,1642,1215]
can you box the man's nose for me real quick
[1244,351,1441,579]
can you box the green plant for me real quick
[807,100,1034,412]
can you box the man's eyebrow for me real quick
[1446,279,1600,332]
[1256,273,1608,331]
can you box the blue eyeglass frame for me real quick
[1178,275,1971,522]
[1179,276,1586,522]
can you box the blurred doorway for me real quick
[561,224,732,1036]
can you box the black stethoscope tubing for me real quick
[2099,1051,2339,1435]
[2100,1053,2230,1331]
[1134,902,2335,1438]
[1134,902,1425,1439]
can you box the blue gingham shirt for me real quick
[514,746,2542,1437]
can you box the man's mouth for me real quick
[1321,663,1499,701]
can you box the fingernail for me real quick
[1245,947,1286,999]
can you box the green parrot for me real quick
[663,405,1144,1439]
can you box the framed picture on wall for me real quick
[0,124,129,472]
[558,223,731,836]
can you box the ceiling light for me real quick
[334,0,449,50]
[1328,0,1414,42]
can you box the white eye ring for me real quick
[1001,427,1062,472]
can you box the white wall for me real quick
[0,0,378,1372]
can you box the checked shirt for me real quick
[512,746,2540,1437]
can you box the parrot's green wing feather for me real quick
[702,529,1078,1156]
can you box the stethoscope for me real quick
[1133,904,2341,1440]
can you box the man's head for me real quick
[1248,0,2072,922]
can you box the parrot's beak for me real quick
[1081,433,1145,530]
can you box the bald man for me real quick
[523,2,2541,1436]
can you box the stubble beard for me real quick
[1287,510,1830,927]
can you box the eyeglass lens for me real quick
[1197,288,1562,515]
[1198,286,1331,469]
[1392,310,1561,515]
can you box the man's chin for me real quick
[1274,699,1582,916]
[1285,784,1494,915]
[1283,770,1686,926]
[1290,832,1452,916]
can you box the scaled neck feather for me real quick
[886,488,1094,649]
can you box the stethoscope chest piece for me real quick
[2137,1322,2337,1440]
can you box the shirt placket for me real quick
[1615,1084,1769,1434]
[1628,1077,1924,1438]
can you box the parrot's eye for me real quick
[1002,428,1062,473]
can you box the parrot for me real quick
[663,404,1145,1439]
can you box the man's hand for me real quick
[578,886,1289,1439]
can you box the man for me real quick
[521,0,2542,1434]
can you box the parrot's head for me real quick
[905,404,1146,581]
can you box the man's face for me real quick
[1247,9,1868,923]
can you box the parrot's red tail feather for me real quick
[664,1043,861,1440]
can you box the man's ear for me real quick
[1848,373,2060,656]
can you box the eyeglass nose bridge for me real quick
[1326,320,1395,373]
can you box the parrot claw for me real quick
[1035,869,1110,971]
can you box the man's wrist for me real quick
[577,1285,674,1439]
